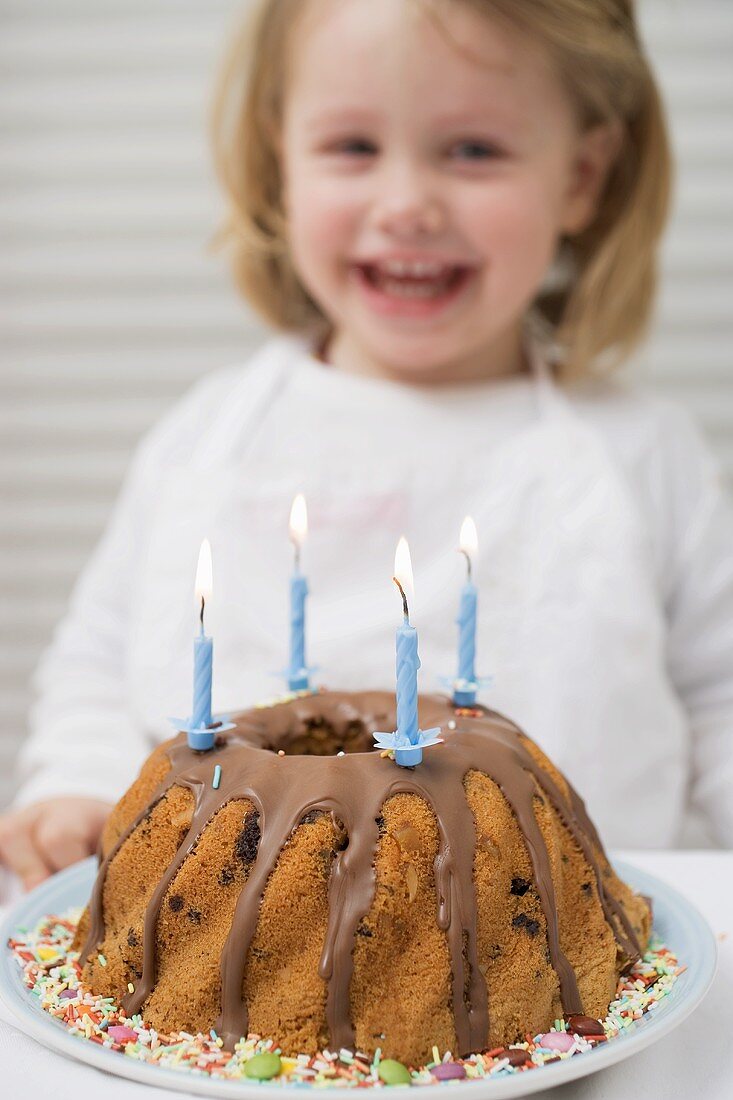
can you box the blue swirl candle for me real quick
[191,538,214,746]
[288,493,310,692]
[372,539,442,765]
[455,516,478,706]
[393,537,422,765]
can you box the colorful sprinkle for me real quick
[212,764,222,790]
[6,908,684,1088]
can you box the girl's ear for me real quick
[559,118,624,236]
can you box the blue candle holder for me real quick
[169,714,235,752]
[440,674,493,708]
[372,725,444,767]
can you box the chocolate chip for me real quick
[533,792,545,806]
[374,814,386,832]
[217,865,235,887]
[561,853,569,864]
[510,877,531,896]
[513,913,540,936]
[356,923,373,938]
[235,811,261,866]
[126,929,139,947]
[187,907,202,924]
[168,894,184,912]
[581,882,592,894]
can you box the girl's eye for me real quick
[330,138,377,156]
[451,140,502,161]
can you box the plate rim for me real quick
[0,855,719,1099]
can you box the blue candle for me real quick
[170,539,235,751]
[192,620,213,730]
[393,538,422,766]
[190,538,215,749]
[288,493,310,692]
[373,538,442,766]
[289,571,309,689]
[454,516,479,707]
[457,581,477,683]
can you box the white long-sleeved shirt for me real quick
[13,333,733,849]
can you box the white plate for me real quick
[0,856,718,1098]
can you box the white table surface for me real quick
[0,850,730,1100]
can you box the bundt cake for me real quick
[72,691,651,1066]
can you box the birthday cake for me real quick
[70,689,651,1067]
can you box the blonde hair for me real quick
[211,0,672,380]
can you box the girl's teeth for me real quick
[378,276,451,298]
[366,265,459,297]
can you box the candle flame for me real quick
[289,493,308,548]
[459,515,478,560]
[394,536,414,604]
[194,538,213,608]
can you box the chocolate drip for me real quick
[80,692,642,1056]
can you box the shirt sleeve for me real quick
[11,433,161,809]
[661,405,733,848]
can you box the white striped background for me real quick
[1,0,732,809]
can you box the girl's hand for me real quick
[0,797,113,891]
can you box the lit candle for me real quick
[191,538,215,749]
[373,538,442,767]
[170,540,234,750]
[394,537,420,756]
[455,516,478,706]
[288,493,310,692]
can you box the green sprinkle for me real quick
[212,764,222,790]
[378,1059,412,1085]
[244,1052,282,1079]
[97,954,107,967]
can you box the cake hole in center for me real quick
[277,717,373,756]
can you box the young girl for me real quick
[2,0,732,890]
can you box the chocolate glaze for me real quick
[79,691,642,1056]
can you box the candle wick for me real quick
[459,547,473,581]
[199,595,206,633]
[393,576,410,622]
[292,539,301,573]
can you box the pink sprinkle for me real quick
[537,1032,575,1053]
[108,1025,138,1043]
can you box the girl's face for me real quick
[280,0,615,383]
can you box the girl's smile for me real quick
[349,255,480,319]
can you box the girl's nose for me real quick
[372,169,446,237]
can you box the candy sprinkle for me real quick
[7,909,684,1088]
[212,764,222,790]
